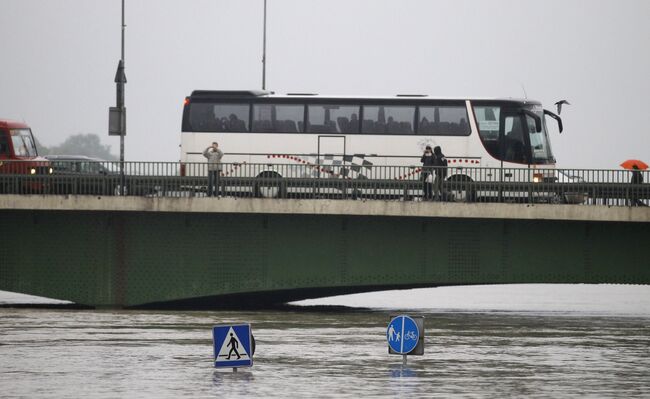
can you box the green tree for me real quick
[46,134,117,160]
[34,136,50,156]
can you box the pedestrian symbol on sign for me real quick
[388,324,397,342]
[226,332,241,360]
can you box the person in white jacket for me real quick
[203,142,224,197]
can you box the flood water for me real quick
[1,285,650,398]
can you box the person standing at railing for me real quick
[203,142,224,197]
[432,146,448,201]
[420,145,434,201]
[630,165,645,206]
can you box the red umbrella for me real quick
[620,159,648,170]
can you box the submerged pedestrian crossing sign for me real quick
[212,324,253,368]
[387,315,420,354]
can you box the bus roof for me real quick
[188,90,541,106]
[0,119,30,129]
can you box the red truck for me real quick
[0,119,52,193]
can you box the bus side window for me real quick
[347,114,359,133]
[362,106,384,134]
[269,104,303,133]
[308,105,359,134]
[336,117,349,132]
[419,106,469,136]
[363,105,414,134]
[473,105,501,159]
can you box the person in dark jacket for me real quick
[420,145,434,200]
[630,165,645,206]
[432,146,448,201]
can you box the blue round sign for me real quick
[387,315,419,354]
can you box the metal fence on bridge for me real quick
[0,160,648,207]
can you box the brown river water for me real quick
[1,285,649,398]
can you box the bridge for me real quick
[1,162,649,308]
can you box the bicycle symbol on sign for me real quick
[404,330,417,341]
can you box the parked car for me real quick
[45,155,121,195]
[45,155,165,196]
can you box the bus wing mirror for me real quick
[544,109,563,133]
[521,109,542,132]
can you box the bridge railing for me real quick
[0,160,648,206]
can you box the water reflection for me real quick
[212,369,255,385]
[389,366,417,378]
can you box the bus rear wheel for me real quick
[447,175,475,203]
[255,171,285,198]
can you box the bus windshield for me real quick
[10,129,38,157]
[526,105,554,164]
[473,104,554,165]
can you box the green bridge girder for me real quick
[1,208,649,308]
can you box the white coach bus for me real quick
[180,90,563,199]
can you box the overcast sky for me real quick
[1,0,649,168]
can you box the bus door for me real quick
[500,111,531,172]
[500,109,546,199]
[498,111,530,199]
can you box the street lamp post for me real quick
[109,0,126,195]
[262,0,267,90]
